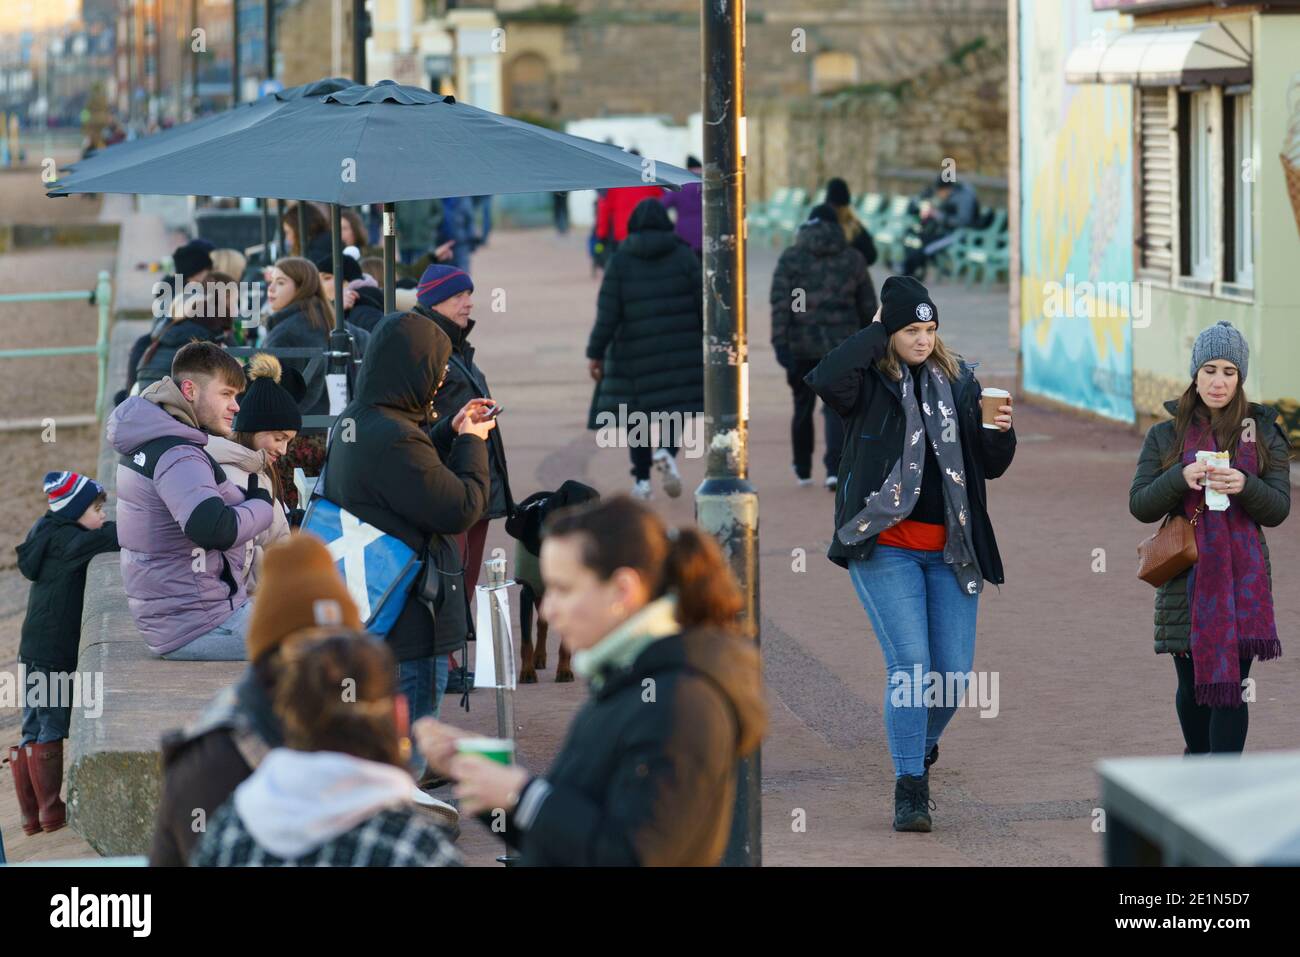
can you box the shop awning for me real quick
[1064,21,1251,87]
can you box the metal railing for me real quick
[0,270,112,422]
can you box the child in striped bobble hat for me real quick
[8,472,119,836]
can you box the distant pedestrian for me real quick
[437,197,478,273]
[414,496,765,866]
[595,179,664,256]
[552,191,570,234]
[192,630,462,867]
[825,177,879,284]
[770,203,874,489]
[11,472,118,835]
[660,155,703,256]
[806,276,1015,833]
[1129,321,1289,755]
[395,198,443,266]
[586,199,703,500]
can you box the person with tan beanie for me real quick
[148,534,362,866]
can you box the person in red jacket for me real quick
[595,151,664,255]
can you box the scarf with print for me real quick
[1182,417,1281,708]
[837,360,983,594]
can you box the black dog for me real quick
[505,480,599,683]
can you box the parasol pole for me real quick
[383,202,396,314]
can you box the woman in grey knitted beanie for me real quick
[1129,320,1291,755]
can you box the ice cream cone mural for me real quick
[1283,71,1300,241]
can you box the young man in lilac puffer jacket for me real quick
[107,342,275,660]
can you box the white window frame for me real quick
[1230,91,1254,290]
[1186,90,1215,283]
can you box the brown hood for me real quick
[683,628,767,758]
[141,376,202,431]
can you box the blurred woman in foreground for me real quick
[415,496,765,866]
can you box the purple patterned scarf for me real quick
[1182,418,1282,708]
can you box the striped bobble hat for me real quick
[416,264,474,308]
[43,471,104,519]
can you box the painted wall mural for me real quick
[1018,1,1135,422]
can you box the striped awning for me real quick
[1065,21,1252,87]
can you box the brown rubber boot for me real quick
[26,741,67,833]
[8,745,42,835]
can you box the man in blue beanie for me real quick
[411,264,514,734]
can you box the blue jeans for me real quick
[849,546,979,778]
[162,601,253,661]
[399,654,451,778]
[19,662,72,746]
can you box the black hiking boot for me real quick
[893,773,934,832]
[924,744,939,769]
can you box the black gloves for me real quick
[244,473,273,507]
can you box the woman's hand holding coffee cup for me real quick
[980,388,1013,431]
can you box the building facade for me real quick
[1012,0,1300,423]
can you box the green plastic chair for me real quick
[771,188,810,247]
[958,207,1010,285]
[872,195,918,270]
[747,186,790,246]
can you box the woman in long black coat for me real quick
[585,199,703,501]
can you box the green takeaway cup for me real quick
[455,737,515,765]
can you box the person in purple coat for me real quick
[107,342,275,660]
[660,156,703,257]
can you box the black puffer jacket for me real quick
[585,200,704,430]
[494,622,766,866]
[16,513,119,671]
[322,313,490,660]
[770,220,874,363]
[805,322,1016,578]
[1129,399,1291,655]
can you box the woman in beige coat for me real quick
[206,354,302,591]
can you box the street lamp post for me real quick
[698,0,760,867]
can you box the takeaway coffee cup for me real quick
[981,388,1012,429]
[455,737,515,765]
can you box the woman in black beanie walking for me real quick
[1129,321,1289,754]
[806,275,1015,832]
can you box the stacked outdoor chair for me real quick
[872,195,918,270]
[770,187,810,247]
[957,207,1009,285]
[748,186,791,246]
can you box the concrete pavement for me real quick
[449,227,1299,866]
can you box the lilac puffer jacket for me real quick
[107,380,274,655]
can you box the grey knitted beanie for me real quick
[1190,320,1249,381]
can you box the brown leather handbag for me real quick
[1136,503,1205,587]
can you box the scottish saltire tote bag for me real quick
[301,423,422,637]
